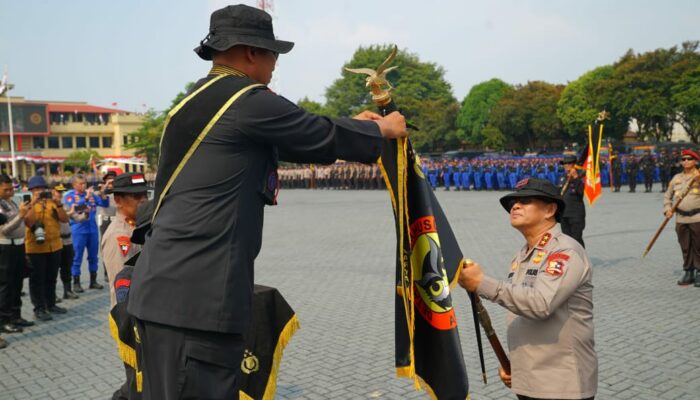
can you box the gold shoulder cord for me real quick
[152,81,264,222]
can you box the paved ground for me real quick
[1,188,698,399]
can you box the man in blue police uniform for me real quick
[63,174,109,292]
[127,5,407,400]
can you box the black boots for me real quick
[63,280,79,300]
[678,269,696,285]
[73,276,84,293]
[695,271,700,288]
[89,272,104,290]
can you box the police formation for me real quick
[280,149,683,192]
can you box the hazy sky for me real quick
[1,0,698,112]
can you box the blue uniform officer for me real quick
[63,174,109,292]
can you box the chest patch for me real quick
[116,236,131,257]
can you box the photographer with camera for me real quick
[24,175,69,321]
[0,174,32,340]
[63,174,109,292]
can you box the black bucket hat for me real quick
[559,154,577,165]
[194,4,294,61]
[106,173,152,195]
[499,178,566,222]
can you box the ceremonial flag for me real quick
[109,270,299,399]
[379,137,470,399]
[583,117,604,205]
[239,285,299,400]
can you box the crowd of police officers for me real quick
[279,149,684,192]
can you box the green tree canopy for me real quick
[557,65,620,139]
[673,64,700,143]
[489,81,565,149]
[594,42,700,141]
[456,78,512,145]
[323,45,460,152]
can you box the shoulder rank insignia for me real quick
[511,261,518,271]
[116,236,131,257]
[538,233,552,248]
[544,253,570,276]
[532,250,547,264]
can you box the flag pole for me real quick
[2,69,17,178]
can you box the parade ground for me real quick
[1,189,698,400]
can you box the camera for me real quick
[74,204,88,214]
[32,222,46,244]
[39,191,52,200]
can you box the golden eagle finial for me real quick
[345,45,398,106]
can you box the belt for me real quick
[0,238,24,245]
[677,208,700,217]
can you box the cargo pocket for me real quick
[179,339,243,400]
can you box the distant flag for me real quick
[111,102,118,107]
[583,112,607,205]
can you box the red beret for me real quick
[681,149,700,161]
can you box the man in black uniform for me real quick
[611,151,622,192]
[127,5,407,400]
[660,150,673,192]
[640,149,655,192]
[626,155,639,193]
[558,155,586,247]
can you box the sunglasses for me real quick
[681,157,695,161]
[507,197,536,210]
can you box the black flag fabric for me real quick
[109,271,298,400]
[239,285,300,400]
[378,134,470,399]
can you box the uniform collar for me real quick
[117,212,136,228]
[208,64,247,77]
[519,224,561,261]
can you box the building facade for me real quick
[0,96,146,180]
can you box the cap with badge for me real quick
[681,149,700,161]
[499,178,566,222]
[106,173,152,195]
[51,182,67,192]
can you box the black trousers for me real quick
[561,217,585,248]
[60,244,73,287]
[28,251,61,312]
[676,222,700,270]
[0,244,26,323]
[135,319,245,400]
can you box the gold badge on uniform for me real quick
[241,349,259,374]
[511,261,518,271]
[532,250,546,264]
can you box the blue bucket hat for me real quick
[27,175,48,190]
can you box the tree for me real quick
[488,81,565,149]
[456,79,512,145]
[323,45,460,152]
[126,82,195,170]
[673,65,700,143]
[481,125,506,150]
[557,65,623,140]
[595,42,700,141]
[64,149,102,171]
